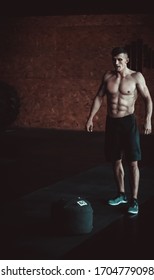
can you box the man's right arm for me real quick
[86,95,103,132]
[86,74,107,132]
[86,71,109,132]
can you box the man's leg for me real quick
[108,159,128,206]
[113,159,125,193]
[127,161,140,214]
[128,161,140,199]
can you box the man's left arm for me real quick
[136,72,153,134]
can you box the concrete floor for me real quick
[0,128,154,259]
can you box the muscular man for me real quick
[86,47,153,215]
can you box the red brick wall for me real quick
[0,15,154,131]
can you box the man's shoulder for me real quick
[131,70,144,81]
[104,70,114,80]
[129,69,142,76]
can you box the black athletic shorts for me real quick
[104,114,141,162]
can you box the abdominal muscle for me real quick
[107,92,136,118]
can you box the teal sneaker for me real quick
[108,194,128,206]
[128,199,139,215]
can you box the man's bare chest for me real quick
[106,77,136,96]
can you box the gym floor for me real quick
[0,128,154,260]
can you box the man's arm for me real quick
[86,80,106,132]
[136,72,153,134]
[86,95,103,132]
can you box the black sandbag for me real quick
[52,196,93,235]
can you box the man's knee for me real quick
[128,161,139,171]
[113,159,122,168]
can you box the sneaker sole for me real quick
[108,200,128,206]
[128,210,139,215]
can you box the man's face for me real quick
[112,53,129,72]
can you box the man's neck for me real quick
[116,67,129,78]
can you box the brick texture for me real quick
[0,15,154,131]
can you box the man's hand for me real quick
[86,119,93,132]
[143,120,152,135]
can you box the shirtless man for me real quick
[86,47,153,215]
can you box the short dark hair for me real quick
[111,47,128,57]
